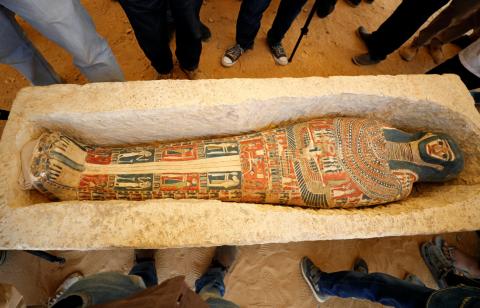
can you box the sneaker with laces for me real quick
[47,272,83,307]
[221,44,245,67]
[300,257,331,303]
[269,42,289,66]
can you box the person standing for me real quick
[118,0,202,80]
[221,0,308,67]
[352,0,450,65]
[0,0,124,85]
[400,0,480,64]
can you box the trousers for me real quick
[366,0,450,60]
[412,0,480,48]
[236,0,308,49]
[0,0,124,85]
[119,0,202,74]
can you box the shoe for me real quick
[420,241,453,288]
[316,0,336,18]
[356,26,372,46]
[134,249,156,263]
[428,41,444,64]
[345,0,361,7]
[222,44,245,67]
[181,67,198,80]
[268,42,289,66]
[404,273,426,287]
[352,53,381,65]
[47,272,83,307]
[156,72,173,80]
[200,22,212,42]
[399,45,418,62]
[212,246,238,272]
[353,258,369,274]
[300,257,331,303]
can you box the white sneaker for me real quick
[269,42,289,66]
[222,44,245,67]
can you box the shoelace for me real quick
[271,44,286,58]
[226,45,243,60]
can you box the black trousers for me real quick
[427,54,480,90]
[236,0,308,49]
[119,0,202,74]
[366,0,450,60]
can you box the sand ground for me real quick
[0,0,471,307]
[0,233,478,307]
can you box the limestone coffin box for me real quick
[0,75,479,249]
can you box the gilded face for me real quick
[425,138,455,161]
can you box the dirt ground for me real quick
[0,233,478,307]
[0,0,469,307]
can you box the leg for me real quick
[266,0,308,46]
[235,0,272,49]
[119,0,174,74]
[195,246,239,308]
[427,54,480,90]
[0,5,61,85]
[301,257,433,308]
[366,0,450,60]
[412,0,473,48]
[194,0,211,42]
[2,0,124,82]
[436,10,480,45]
[171,0,202,71]
[129,249,158,288]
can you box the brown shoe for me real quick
[428,40,444,64]
[156,72,173,80]
[181,67,198,80]
[399,45,418,62]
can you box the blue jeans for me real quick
[0,0,124,85]
[236,0,307,49]
[318,270,433,308]
[195,267,239,308]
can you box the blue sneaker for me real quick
[300,257,331,303]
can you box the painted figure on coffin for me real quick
[21,117,464,208]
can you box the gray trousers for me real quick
[412,0,480,48]
[0,0,124,85]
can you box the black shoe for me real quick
[356,26,372,46]
[344,0,361,7]
[353,258,369,274]
[316,0,337,18]
[200,22,211,42]
[352,53,381,65]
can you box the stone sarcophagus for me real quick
[0,75,479,249]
